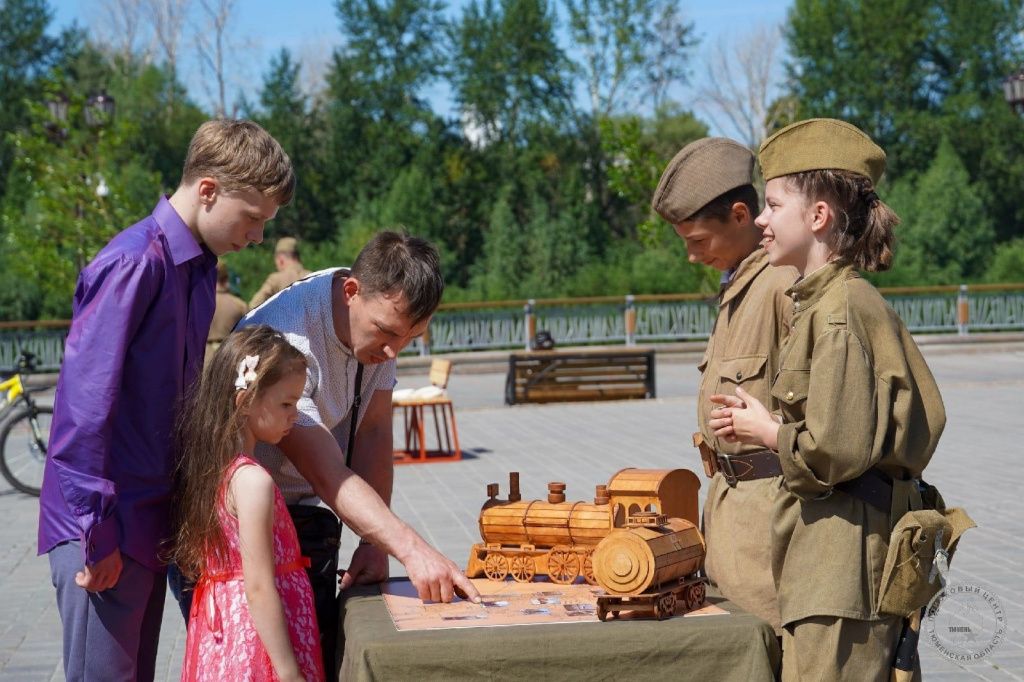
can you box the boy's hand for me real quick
[715,387,780,450]
[708,393,745,442]
[75,547,123,592]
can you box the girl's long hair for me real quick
[786,169,900,272]
[169,325,306,581]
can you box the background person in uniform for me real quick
[205,260,248,367]
[37,119,294,682]
[233,231,479,678]
[249,236,311,308]
[651,137,795,634]
[712,118,945,681]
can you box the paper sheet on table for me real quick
[380,578,728,631]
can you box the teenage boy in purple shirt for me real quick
[37,119,295,682]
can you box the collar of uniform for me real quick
[786,261,855,313]
[719,247,770,307]
[153,196,206,266]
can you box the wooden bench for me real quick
[504,348,656,405]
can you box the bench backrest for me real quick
[429,358,453,389]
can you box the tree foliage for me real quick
[786,0,1024,238]
[2,0,1023,321]
[873,138,996,286]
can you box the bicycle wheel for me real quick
[0,404,52,496]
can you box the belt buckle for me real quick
[719,455,738,488]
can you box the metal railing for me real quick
[4,283,1024,369]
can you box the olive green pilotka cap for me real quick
[651,137,755,224]
[758,118,886,185]
[275,236,299,254]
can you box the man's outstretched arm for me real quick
[276,422,479,603]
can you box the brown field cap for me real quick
[275,236,299,254]
[651,137,754,224]
[758,118,886,185]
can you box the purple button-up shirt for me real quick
[38,197,217,572]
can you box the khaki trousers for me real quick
[704,473,783,632]
[781,615,921,682]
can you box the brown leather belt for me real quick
[691,431,894,509]
[715,450,783,486]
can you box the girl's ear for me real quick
[809,200,831,234]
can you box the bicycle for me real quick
[0,350,52,496]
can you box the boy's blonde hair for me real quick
[181,119,295,205]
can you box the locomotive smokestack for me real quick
[509,472,521,502]
[594,484,609,505]
[487,483,499,500]
[548,482,566,504]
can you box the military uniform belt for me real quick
[831,467,893,513]
[715,450,782,486]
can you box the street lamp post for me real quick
[45,93,69,141]
[85,90,116,128]
[1003,69,1024,115]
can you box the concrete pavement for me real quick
[1,343,1022,680]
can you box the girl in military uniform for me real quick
[710,118,944,681]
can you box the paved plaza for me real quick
[1,340,1022,680]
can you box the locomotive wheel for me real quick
[684,582,706,611]
[689,582,706,610]
[547,550,580,584]
[483,553,509,581]
[510,555,535,582]
[683,585,698,611]
[597,604,609,622]
[658,593,677,619]
[582,552,597,585]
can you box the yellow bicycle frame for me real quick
[1,374,24,404]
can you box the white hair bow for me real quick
[234,355,260,390]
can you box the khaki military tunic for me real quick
[698,248,796,631]
[249,262,311,309]
[770,262,945,628]
[205,289,248,367]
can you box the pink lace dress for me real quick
[181,455,325,682]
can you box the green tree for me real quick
[563,0,695,117]
[449,0,570,147]
[873,138,996,286]
[471,188,526,299]
[252,48,331,242]
[0,0,69,199]
[1,93,161,317]
[599,107,707,242]
[984,239,1024,283]
[325,0,448,214]
[785,0,1024,239]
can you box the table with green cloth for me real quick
[338,582,781,681]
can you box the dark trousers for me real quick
[49,541,166,682]
[287,505,343,682]
[167,561,192,621]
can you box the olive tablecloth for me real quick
[338,581,781,681]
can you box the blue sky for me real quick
[51,0,792,136]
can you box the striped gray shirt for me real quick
[238,268,396,504]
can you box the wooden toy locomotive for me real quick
[465,468,705,607]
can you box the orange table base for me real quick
[392,399,461,465]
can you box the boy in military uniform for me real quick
[713,119,945,680]
[249,236,311,308]
[651,137,796,632]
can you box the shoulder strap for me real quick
[345,363,364,468]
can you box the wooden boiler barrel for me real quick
[479,501,611,548]
[592,518,705,595]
